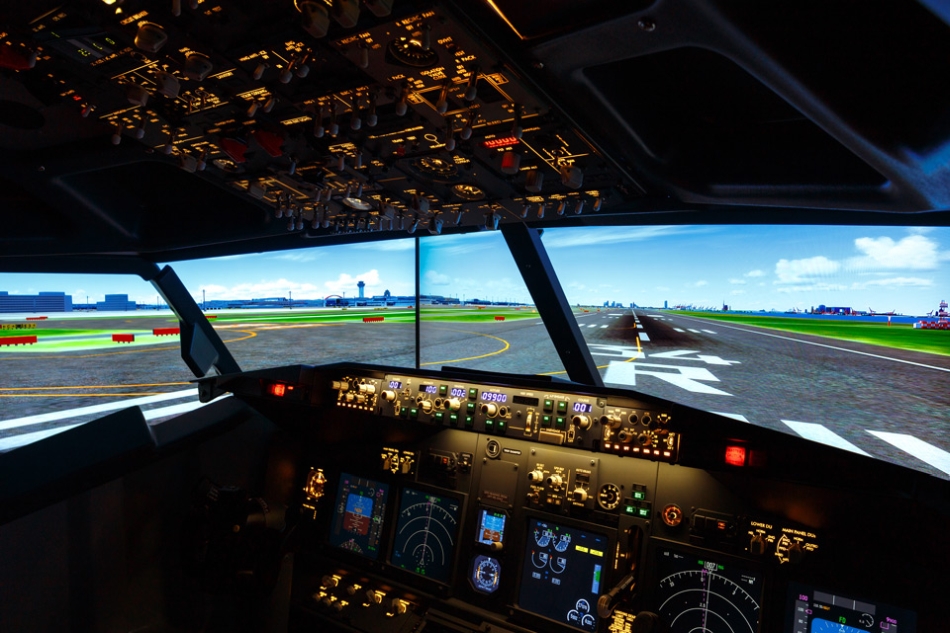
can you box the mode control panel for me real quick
[329,372,679,462]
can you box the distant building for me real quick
[0,291,73,313]
[96,294,137,311]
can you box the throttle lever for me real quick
[596,571,636,617]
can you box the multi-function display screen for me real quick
[329,473,389,560]
[785,582,916,633]
[476,508,507,546]
[655,546,763,633]
[519,518,607,632]
[390,487,462,583]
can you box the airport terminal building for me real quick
[0,291,73,313]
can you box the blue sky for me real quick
[1,225,947,316]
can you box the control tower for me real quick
[358,281,365,299]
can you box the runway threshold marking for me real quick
[867,431,950,476]
[781,420,870,455]
[669,316,950,373]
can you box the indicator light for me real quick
[267,382,287,397]
[725,445,747,467]
[483,136,521,149]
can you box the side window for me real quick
[0,273,196,450]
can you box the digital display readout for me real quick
[420,385,438,394]
[513,395,540,406]
[481,392,508,403]
[389,380,402,389]
[573,402,593,413]
[450,387,467,398]
[477,508,507,546]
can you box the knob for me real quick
[527,469,544,483]
[489,540,504,552]
[749,534,766,556]
[572,415,592,430]
[345,393,356,403]
[366,589,384,604]
[601,414,622,429]
[546,474,563,488]
[184,52,213,81]
[135,22,168,53]
[572,488,589,503]
[617,429,635,443]
[346,583,361,595]
[787,541,805,565]
[420,400,433,414]
[322,574,339,588]
[382,390,396,402]
[358,383,376,394]
[481,402,498,417]
[446,398,461,412]
[637,432,653,447]
[391,598,408,615]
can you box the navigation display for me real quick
[329,473,389,560]
[785,582,917,633]
[655,546,763,633]
[390,487,462,583]
[519,518,607,632]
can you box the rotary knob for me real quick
[481,402,498,417]
[572,488,589,503]
[446,398,461,412]
[572,415,592,430]
[527,469,545,483]
[601,414,622,429]
[382,390,396,402]
[420,400,434,414]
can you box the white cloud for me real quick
[425,270,450,286]
[541,225,713,249]
[730,290,746,296]
[325,270,380,294]
[272,251,321,263]
[848,234,946,270]
[198,279,324,300]
[692,280,708,288]
[656,286,670,291]
[728,278,747,285]
[775,256,840,283]
[354,239,416,252]
[775,282,849,294]
[745,269,766,278]
[855,276,933,288]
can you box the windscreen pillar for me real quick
[150,265,241,377]
[501,224,603,387]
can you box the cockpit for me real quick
[1,1,948,632]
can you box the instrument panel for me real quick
[200,363,930,633]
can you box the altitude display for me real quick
[786,582,916,633]
[477,508,507,546]
[519,518,607,632]
[655,547,762,633]
[390,487,461,583]
[329,473,389,560]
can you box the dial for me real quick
[386,36,439,68]
[534,526,554,547]
[411,156,459,181]
[554,533,572,552]
[597,483,621,511]
[471,555,501,594]
[452,183,485,201]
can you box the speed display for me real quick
[655,546,763,633]
[390,487,462,583]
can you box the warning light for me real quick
[724,445,747,467]
[483,136,521,149]
[267,382,287,397]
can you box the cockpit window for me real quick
[542,224,950,480]
[0,273,198,451]
[419,232,566,376]
[165,241,417,371]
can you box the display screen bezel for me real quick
[387,484,465,587]
[327,471,390,561]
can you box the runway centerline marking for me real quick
[664,316,950,373]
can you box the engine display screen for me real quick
[329,473,389,560]
[518,518,607,632]
[476,508,507,546]
[390,487,461,583]
[655,546,763,633]
[785,582,916,633]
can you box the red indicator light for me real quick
[267,383,287,397]
[483,136,521,149]
[725,445,747,466]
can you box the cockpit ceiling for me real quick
[1,0,949,264]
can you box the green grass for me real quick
[205,307,542,325]
[0,328,107,337]
[679,312,950,356]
